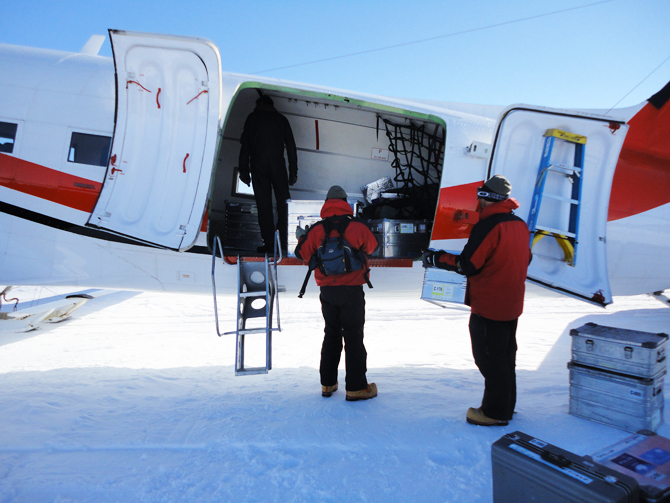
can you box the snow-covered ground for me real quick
[1,284,669,502]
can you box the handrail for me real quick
[211,235,225,337]
[272,230,282,332]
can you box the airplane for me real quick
[0,29,669,325]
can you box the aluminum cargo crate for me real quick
[287,200,323,257]
[571,323,668,378]
[592,430,670,503]
[367,219,431,258]
[492,430,639,503]
[568,362,665,432]
[420,268,466,305]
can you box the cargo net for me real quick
[379,116,445,220]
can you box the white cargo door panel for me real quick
[489,106,628,305]
[88,30,221,250]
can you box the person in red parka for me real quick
[423,175,532,426]
[294,185,379,401]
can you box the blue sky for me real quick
[2,0,669,111]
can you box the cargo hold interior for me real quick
[208,84,446,259]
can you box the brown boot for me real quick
[322,382,338,397]
[466,407,508,426]
[346,383,378,401]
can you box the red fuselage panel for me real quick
[0,154,102,213]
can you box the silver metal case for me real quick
[568,362,665,433]
[367,219,431,258]
[570,323,668,378]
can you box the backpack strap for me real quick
[298,221,326,298]
[318,217,336,275]
[298,255,318,298]
[334,217,353,271]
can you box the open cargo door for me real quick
[87,30,221,250]
[488,106,628,305]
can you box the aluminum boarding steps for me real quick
[212,233,282,375]
[527,128,586,266]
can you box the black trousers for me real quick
[469,313,518,421]
[319,285,368,392]
[251,166,290,250]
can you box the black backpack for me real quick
[298,216,372,298]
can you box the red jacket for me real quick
[295,199,378,286]
[437,198,532,321]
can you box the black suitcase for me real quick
[492,431,640,502]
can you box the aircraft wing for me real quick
[0,287,120,332]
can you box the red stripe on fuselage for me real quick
[609,102,670,221]
[0,154,214,232]
[0,154,102,212]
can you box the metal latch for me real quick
[586,339,594,352]
[624,346,633,359]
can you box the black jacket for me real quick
[239,103,298,178]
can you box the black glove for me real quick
[239,170,251,186]
[289,173,298,186]
[422,250,444,269]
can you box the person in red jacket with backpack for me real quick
[294,185,379,401]
[423,175,532,426]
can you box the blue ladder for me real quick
[527,129,586,266]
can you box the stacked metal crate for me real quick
[286,200,325,257]
[366,219,431,259]
[568,322,668,432]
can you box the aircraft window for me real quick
[68,132,112,167]
[0,121,18,154]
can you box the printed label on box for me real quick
[431,284,455,300]
[612,453,655,475]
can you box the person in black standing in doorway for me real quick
[238,94,298,253]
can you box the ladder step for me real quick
[237,327,282,335]
[238,327,268,335]
[534,225,576,238]
[542,193,580,205]
[544,128,587,145]
[235,367,269,376]
[547,164,582,175]
[239,291,267,298]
